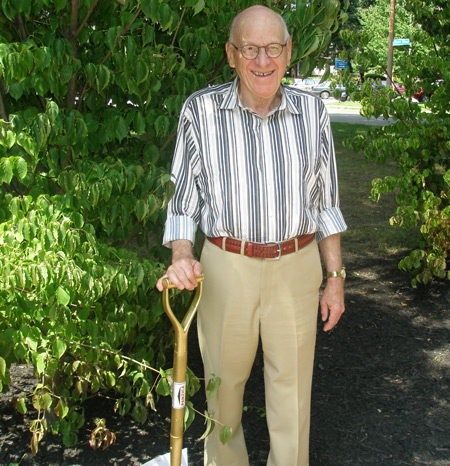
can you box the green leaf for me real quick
[0,158,13,184]
[142,25,154,46]
[219,425,232,444]
[85,62,96,87]
[52,338,67,359]
[196,44,210,68]
[206,375,221,400]
[54,399,69,420]
[13,157,27,180]
[155,115,169,137]
[62,430,78,447]
[96,65,111,92]
[17,133,37,156]
[72,212,84,228]
[5,130,16,148]
[184,402,195,430]
[35,353,46,376]
[143,144,159,163]
[159,3,173,31]
[155,375,170,396]
[105,27,117,51]
[56,286,71,306]
[135,60,149,85]
[141,0,160,22]
[9,82,23,100]
[0,357,6,379]
[133,112,146,135]
[193,0,205,15]
[16,397,27,414]
[135,199,147,221]
[198,413,215,440]
[114,116,128,142]
[54,0,67,12]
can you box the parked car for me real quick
[291,78,321,91]
[413,88,430,102]
[364,74,405,95]
[379,80,405,95]
[412,80,443,102]
[310,81,346,99]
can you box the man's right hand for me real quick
[156,240,203,291]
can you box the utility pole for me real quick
[386,0,395,86]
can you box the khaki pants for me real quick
[197,239,322,466]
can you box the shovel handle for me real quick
[161,273,204,338]
[162,274,204,290]
[162,274,204,334]
[161,274,204,466]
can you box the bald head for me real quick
[228,5,290,44]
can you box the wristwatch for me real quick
[326,267,346,280]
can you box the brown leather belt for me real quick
[206,234,315,260]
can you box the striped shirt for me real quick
[162,78,347,247]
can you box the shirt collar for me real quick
[220,77,301,116]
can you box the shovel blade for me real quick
[141,448,188,466]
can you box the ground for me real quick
[1,118,450,465]
[1,250,449,466]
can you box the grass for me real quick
[326,100,362,108]
[331,122,419,258]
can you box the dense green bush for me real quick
[339,0,449,287]
[0,0,347,452]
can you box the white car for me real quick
[291,78,321,91]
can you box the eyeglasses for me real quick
[230,42,287,60]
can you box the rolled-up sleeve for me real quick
[316,112,347,242]
[162,107,201,248]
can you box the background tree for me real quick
[0,0,348,453]
[339,0,431,80]
[340,0,450,286]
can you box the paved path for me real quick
[324,99,394,126]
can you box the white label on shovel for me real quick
[173,381,186,409]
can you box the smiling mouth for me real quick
[252,71,274,77]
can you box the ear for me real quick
[286,38,292,66]
[226,42,236,69]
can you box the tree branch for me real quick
[207,55,228,85]
[16,13,28,41]
[76,0,99,37]
[66,0,79,109]
[68,340,161,375]
[159,131,177,155]
[101,7,142,65]
[0,79,9,122]
[171,7,186,47]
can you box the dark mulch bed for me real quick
[1,252,450,466]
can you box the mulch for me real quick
[1,252,450,466]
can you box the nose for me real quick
[255,47,271,65]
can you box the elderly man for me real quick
[157,5,347,466]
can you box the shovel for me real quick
[142,274,204,466]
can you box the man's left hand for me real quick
[320,278,345,332]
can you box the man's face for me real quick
[226,11,292,107]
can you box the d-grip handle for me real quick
[161,273,204,347]
[162,274,204,290]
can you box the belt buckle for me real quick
[265,241,282,260]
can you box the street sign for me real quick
[335,58,348,69]
[393,38,411,46]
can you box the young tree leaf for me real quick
[0,158,13,184]
[16,397,27,415]
[56,286,71,306]
[219,425,232,445]
[52,338,67,359]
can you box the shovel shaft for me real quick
[162,275,204,466]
